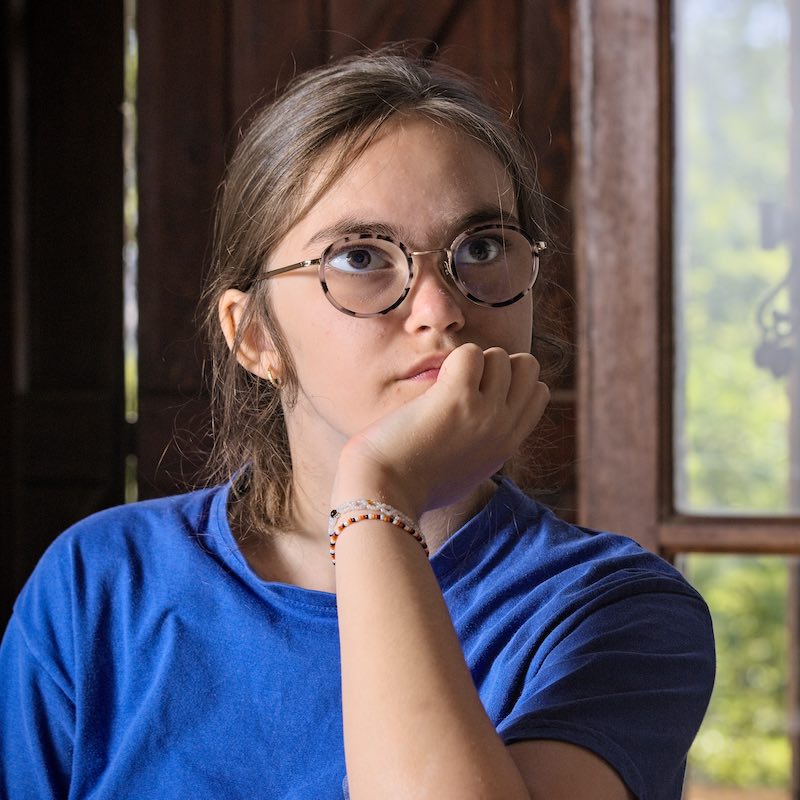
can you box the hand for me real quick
[332,344,550,518]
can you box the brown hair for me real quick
[202,44,563,539]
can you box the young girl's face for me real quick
[262,116,534,450]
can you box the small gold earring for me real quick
[266,367,282,388]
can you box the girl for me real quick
[0,48,714,800]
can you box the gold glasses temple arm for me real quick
[252,258,321,283]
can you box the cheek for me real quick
[273,284,386,389]
[269,274,335,361]
[472,302,533,353]
[512,297,535,345]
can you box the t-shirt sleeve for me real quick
[496,583,715,800]
[0,530,79,800]
[0,615,75,800]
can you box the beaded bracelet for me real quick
[328,499,428,565]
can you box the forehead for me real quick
[286,116,517,250]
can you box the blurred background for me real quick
[1,1,798,797]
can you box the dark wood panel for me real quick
[25,3,124,394]
[2,0,125,625]
[329,0,519,112]
[434,1,520,115]
[1,0,18,620]
[136,1,229,498]
[228,0,328,127]
[136,1,227,396]
[12,393,123,592]
[521,1,572,204]
[16,394,121,481]
[521,1,575,394]
[136,393,211,498]
[328,0,458,57]
[528,394,577,521]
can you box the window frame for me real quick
[571,0,800,557]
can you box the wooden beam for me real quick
[572,0,662,550]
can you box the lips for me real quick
[402,353,450,380]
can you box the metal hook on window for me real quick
[754,272,794,379]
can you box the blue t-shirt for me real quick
[0,478,714,799]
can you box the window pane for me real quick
[673,0,797,515]
[682,555,792,799]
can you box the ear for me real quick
[218,289,278,380]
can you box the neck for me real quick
[286,415,497,553]
[236,403,496,592]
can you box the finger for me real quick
[507,355,549,436]
[506,353,542,413]
[522,380,550,435]
[437,342,484,390]
[479,347,512,395]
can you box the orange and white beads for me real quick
[328,500,429,565]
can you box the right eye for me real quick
[455,235,504,265]
[326,245,394,274]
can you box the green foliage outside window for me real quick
[677,0,790,516]
[676,0,793,790]
[686,556,789,787]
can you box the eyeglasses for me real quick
[253,223,546,318]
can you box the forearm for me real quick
[334,518,531,800]
[330,346,550,797]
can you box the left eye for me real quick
[326,245,395,273]
[456,237,503,265]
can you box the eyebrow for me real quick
[305,206,522,248]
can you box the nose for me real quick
[402,249,465,334]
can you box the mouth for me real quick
[407,367,441,382]
[402,354,449,381]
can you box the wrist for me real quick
[332,444,424,520]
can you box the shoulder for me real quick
[444,477,715,697]
[9,486,229,665]
[457,481,714,797]
[452,478,698,601]
[34,485,225,573]
[520,479,710,626]
[65,484,224,539]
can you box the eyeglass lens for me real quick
[320,228,537,317]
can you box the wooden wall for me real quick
[1,0,575,624]
[2,1,125,622]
